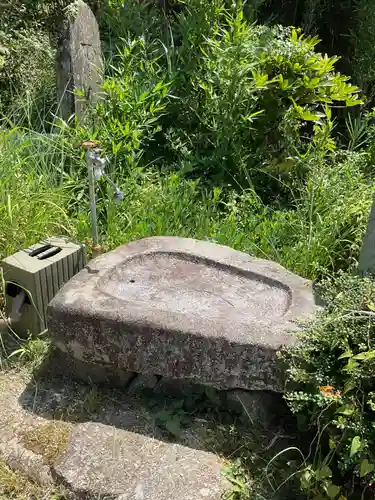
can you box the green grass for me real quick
[0,128,373,281]
[0,459,61,499]
[0,129,77,260]
[1,5,375,496]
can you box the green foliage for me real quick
[100,0,164,56]
[93,1,363,199]
[152,6,362,191]
[282,272,375,497]
[0,129,77,260]
[155,402,192,438]
[7,334,50,372]
[0,0,365,194]
[351,0,375,102]
[256,0,375,107]
[80,37,171,170]
[2,0,102,33]
[248,151,373,278]
[0,4,55,127]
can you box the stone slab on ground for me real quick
[48,236,318,392]
[0,370,66,487]
[0,370,225,497]
[52,422,229,500]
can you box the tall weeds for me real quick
[0,130,76,259]
[0,0,372,281]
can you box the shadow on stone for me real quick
[19,347,289,451]
[17,348,305,499]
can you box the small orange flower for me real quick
[319,386,341,398]
[320,385,334,394]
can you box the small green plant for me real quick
[223,458,254,500]
[282,272,375,498]
[86,36,171,172]
[8,334,50,371]
[152,385,222,438]
[155,402,192,438]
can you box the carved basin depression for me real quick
[99,253,290,325]
[48,237,318,391]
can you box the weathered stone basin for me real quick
[100,253,290,324]
[47,237,318,391]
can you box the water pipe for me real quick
[86,149,102,247]
[82,141,124,257]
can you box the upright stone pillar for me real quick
[56,0,104,122]
[359,192,375,273]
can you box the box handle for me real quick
[37,246,62,260]
[28,244,52,257]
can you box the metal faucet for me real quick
[85,148,124,248]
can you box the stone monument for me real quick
[359,193,375,273]
[56,0,104,122]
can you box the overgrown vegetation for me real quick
[258,0,375,101]
[282,273,375,498]
[1,0,375,498]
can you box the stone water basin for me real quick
[99,253,290,325]
[48,237,318,391]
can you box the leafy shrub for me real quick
[156,5,362,193]
[100,0,164,58]
[95,1,363,198]
[0,11,55,128]
[282,272,375,498]
[81,37,171,172]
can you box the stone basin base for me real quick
[47,237,318,392]
[49,348,287,428]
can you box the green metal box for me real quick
[2,237,86,336]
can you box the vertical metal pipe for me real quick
[86,151,99,247]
